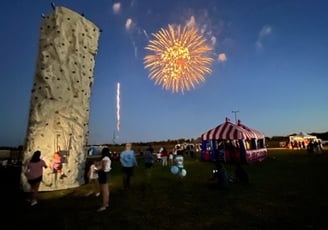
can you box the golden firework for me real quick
[144,24,213,93]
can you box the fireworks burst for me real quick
[144,24,213,93]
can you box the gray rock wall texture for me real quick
[21,6,100,191]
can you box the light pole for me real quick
[232,110,239,124]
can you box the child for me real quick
[175,154,185,178]
[86,162,100,197]
[175,154,184,169]
[168,151,174,165]
[213,162,229,189]
[52,151,66,179]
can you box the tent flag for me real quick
[237,120,265,139]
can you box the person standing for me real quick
[175,152,185,178]
[160,147,168,166]
[168,151,174,166]
[234,163,249,185]
[214,162,229,189]
[175,153,184,169]
[96,147,112,212]
[24,150,48,206]
[144,146,154,178]
[120,143,138,190]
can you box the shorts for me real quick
[53,163,62,173]
[28,176,42,186]
[98,170,110,184]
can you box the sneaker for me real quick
[97,206,107,212]
[30,200,38,206]
[85,191,93,197]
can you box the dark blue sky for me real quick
[1,0,327,146]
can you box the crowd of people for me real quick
[290,139,323,153]
[23,142,250,212]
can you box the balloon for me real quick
[180,169,187,177]
[170,166,179,175]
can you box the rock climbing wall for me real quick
[21,6,100,191]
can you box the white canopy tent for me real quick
[288,132,318,149]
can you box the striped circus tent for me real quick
[201,118,256,141]
[237,120,265,139]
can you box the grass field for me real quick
[2,149,328,229]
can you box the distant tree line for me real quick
[2,133,328,150]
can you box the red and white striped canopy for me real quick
[237,120,265,139]
[201,120,255,141]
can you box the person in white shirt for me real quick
[96,147,112,212]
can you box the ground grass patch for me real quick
[2,149,328,229]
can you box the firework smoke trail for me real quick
[116,82,120,132]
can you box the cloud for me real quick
[125,18,133,30]
[256,25,272,49]
[218,53,227,62]
[210,36,216,46]
[259,25,272,37]
[186,16,196,28]
[112,2,121,14]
